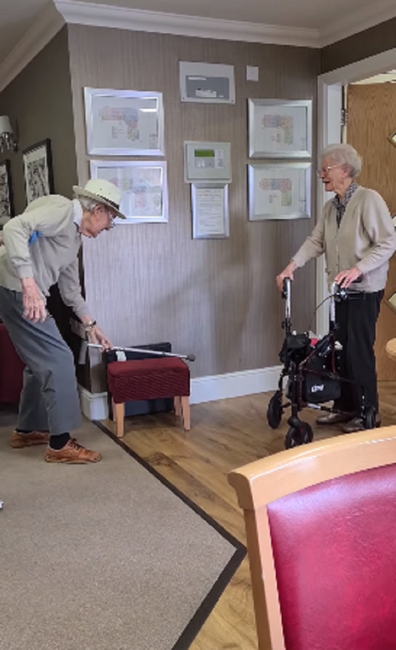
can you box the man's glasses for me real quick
[107,210,116,228]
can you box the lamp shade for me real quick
[0,116,13,135]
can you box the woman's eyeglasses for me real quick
[316,164,342,177]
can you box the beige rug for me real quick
[0,412,244,650]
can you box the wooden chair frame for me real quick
[228,426,396,650]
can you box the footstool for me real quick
[107,356,191,437]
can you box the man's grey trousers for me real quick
[0,287,82,435]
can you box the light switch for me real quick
[246,66,259,82]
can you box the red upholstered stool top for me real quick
[107,357,190,403]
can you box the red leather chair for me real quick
[229,428,396,650]
[0,321,24,404]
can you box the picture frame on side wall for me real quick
[248,98,312,159]
[90,159,168,224]
[22,139,54,205]
[0,159,14,226]
[248,161,311,221]
[84,87,165,156]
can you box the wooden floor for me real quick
[103,383,396,650]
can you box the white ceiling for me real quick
[69,0,393,30]
[353,71,396,84]
[1,0,396,77]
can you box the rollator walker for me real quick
[267,278,377,449]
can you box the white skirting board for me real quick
[79,365,283,421]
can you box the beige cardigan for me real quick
[292,187,396,292]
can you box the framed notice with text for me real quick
[90,160,168,224]
[248,98,312,159]
[191,182,229,239]
[248,162,311,221]
[84,87,165,156]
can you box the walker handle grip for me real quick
[282,277,292,299]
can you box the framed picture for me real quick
[179,61,235,104]
[0,159,14,224]
[248,162,311,221]
[191,182,229,239]
[84,87,165,156]
[248,99,312,158]
[90,159,168,224]
[22,139,54,204]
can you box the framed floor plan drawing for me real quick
[90,160,168,224]
[248,98,312,159]
[248,162,311,221]
[84,87,165,156]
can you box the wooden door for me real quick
[347,84,396,381]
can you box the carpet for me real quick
[0,412,244,650]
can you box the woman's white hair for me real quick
[321,143,362,179]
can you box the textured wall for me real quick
[0,27,77,211]
[321,17,396,74]
[68,25,320,390]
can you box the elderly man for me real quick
[277,143,396,433]
[0,179,125,463]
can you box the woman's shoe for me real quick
[316,412,353,425]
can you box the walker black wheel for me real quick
[285,421,313,449]
[363,406,377,430]
[267,390,283,429]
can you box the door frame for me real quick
[316,47,396,335]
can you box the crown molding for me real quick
[0,2,64,93]
[54,0,321,48]
[1,0,395,93]
[321,0,396,46]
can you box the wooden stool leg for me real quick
[112,399,117,423]
[181,396,190,431]
[174,396,181,417]
[114,402,125,438]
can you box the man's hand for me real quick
[276,261,297,292]
[335,267,362,288]
[21,277,47,323]
[88,324,113,350]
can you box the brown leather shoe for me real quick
[342,415,382,434]
[10,430,50,448]
[316,412,353,425]
[45,438,102,464]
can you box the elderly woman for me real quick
[0,179,125,463]
[277,143,396,432]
